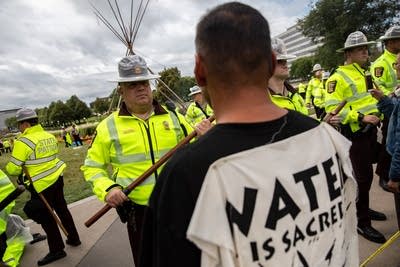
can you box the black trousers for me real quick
[376,118,392,182]
[349,127,377,227]
[127,203,146,266]
[24,176,80,253]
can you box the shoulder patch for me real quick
[374,67,384,78]
[327,81,337,93]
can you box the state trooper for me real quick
[6,108,81,266]
[371,26,400,190]
[325,31,387,244]
[268,38,308,115]
[185,85,214,127]
[305,63,324,118]
[81,55,200,265]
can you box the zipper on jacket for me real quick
[143,121,158,180]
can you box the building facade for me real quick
[274,24,323,65]
[0,109,19,130]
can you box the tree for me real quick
[290,56,314,80]
[299,0,400,69]
[5,117,17,130]
[176,76,197,101]
[48,100,73,126]
[66,95,92,123]
[36,107,50,127]
[90,97,111,114]
[154,67,182,103]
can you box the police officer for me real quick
[185,85,213,127]
[81,55,195,265]
[325,31,387,244]
[6,108,81,266]
[268,38,308,115]
[371,26,400,190]
[306,63,324,118]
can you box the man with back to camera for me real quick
[139,2,359,267]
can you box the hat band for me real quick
[119,66,149,78]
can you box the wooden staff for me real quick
[0,185,25,212]
[322,100,347,122]
[22,165,69,237]
[85,115,215,227]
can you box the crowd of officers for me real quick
[0,10,398,266]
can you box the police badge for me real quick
[374,67,384,78]
[327,81,337,93]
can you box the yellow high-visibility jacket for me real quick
[298,83,307,94]
[371,49,399,95]
[0,170,15,235]
[0,171,25,267]
[185,102,214,127]
[81,102,193,205]
[6,124,65,193]
[325,63,380,132]
[305,77,322,105]
[268,84,308,115]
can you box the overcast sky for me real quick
[0,0,311,110]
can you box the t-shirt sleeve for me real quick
[187,165,237,267]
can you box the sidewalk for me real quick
[19,176,400,267]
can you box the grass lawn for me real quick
[0,143,94,219]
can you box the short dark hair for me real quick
[195,2,273,84]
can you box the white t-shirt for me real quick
[187,123,358,267]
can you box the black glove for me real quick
[116,201,136,228]
[17,174,25,186]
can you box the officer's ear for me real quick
[269,52,277,78]
[194,54,207,87]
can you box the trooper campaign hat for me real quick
[16,108,38,122]
[378,26,400,41]
[312,64,322,72]
[109,55,160,82]
[336,31,375,52]
[188,85,202,97]
[271,38,296,60]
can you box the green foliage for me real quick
[176,76,197,101]
[290,56,314,80]
[48,100,73,126]
[5,117,17,129]
[300,0,400,69]
[90,97,111,114]
[66,95,92,122]
[154,67,185,103]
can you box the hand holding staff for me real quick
[85,115,215,227]
[322,100,347,123]
[22,165,69,237]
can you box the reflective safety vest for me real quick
[305,77,322,105]
[0,170,15,235]
[371,49,399,95]
[6,124,65,193]
[81,102,193,205]
[325,63,380,132]
[269,87,308,115]
[298,83,307,94]
[185,101,214,127]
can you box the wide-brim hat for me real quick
[188,85,202,96]
[16,108,38,122]
[378,26,400,41]
[312,63,322,72]
[271,38,296,61]
[109,55,160,82]
[336,31,375,52]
